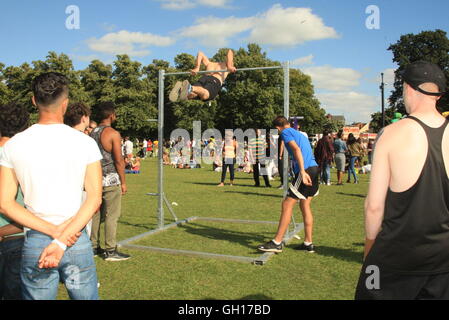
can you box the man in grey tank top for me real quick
[356,61,448,299]
[90,102,130,261]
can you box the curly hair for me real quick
[0,102,30,138]
[32,72,69,107]
[64,102,91,128]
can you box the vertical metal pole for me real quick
[158,70,165,229]
[283,61,290,193]
[380,72,385,128]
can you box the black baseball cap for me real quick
[401,60,446,96]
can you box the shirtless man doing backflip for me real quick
[169,50,236,103]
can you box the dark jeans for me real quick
[347,156,358,182]
[221,158,235,182]
[278,157,284,184]
[253,161,270,187]
[0,237,24,300]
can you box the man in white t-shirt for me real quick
[124,136,133,159]
[142,138,148,158]
[0,72,103,300]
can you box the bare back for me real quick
[379,116,449,193]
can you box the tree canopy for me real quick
[370,29,449,131]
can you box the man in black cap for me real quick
[355,61,449,299]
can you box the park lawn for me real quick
[59,157,367,300]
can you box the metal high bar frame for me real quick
[118,62,304,265]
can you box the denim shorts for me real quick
[21,229,99,300]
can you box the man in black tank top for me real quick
[89,102,130,262]
[356,61,448,300]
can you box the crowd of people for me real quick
[314,130,374,186]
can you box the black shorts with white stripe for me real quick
[287,166,320,200]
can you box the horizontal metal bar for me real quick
[197,217,279,225]
[121,244,256,264]
[164,65,283,77]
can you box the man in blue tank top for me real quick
[356,61,448,299]
[258,116,319,253]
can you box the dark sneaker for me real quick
[169,81,183,102]
[257,240,283,253]
[93,247,105,257]
[104,249,131,261]
[295,243,315,253]
[179,80,191,101]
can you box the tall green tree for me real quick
[0,63,13,105]
[388,29,449,114]
[107,55,156,138]
[370,30,449,132]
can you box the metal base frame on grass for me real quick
[118,217,303,265]
[118,62,295,265]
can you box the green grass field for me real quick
[60,157,368,300]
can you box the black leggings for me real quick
[221,158,235,182]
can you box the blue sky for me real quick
[1,0,448,123]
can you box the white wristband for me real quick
[52,239,67,251]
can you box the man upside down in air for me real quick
[169,50,237,103]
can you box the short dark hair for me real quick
[0,102,30,138]
[273,116,289,127]
[93,101,116,122]
[32,72,69,107]
[64,102,91,128]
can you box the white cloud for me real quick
[317,91,379,123]
[303,65,362,91]
[87,30,175,57]
[291,54,314,66]
[70,54,101,63]
[177,4,338,48]
[197,0,230,7]
[178,16,255,47]
[248,5,339,47]
[158,0,232,10]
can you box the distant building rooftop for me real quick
[326,114,346,124]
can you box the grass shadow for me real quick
[315,245,363,264]
[224,191,283,198]
[178,222,273,250]
[336,192,366,198]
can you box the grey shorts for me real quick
[335,153,346,172]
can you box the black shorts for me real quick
[287,166,319,200]
[193,75,222,101]
[355,263,449,300]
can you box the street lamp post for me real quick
[380,72,385,128]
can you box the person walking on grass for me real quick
[0,72,102,300]
[333,130,348,185]
[314,130,334,186]
[355,61,449,300]
[258,116,319,253]
[90,102,130,261]
[249,129,271,188]
[218,132,238,187]
[346,133,363,184]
